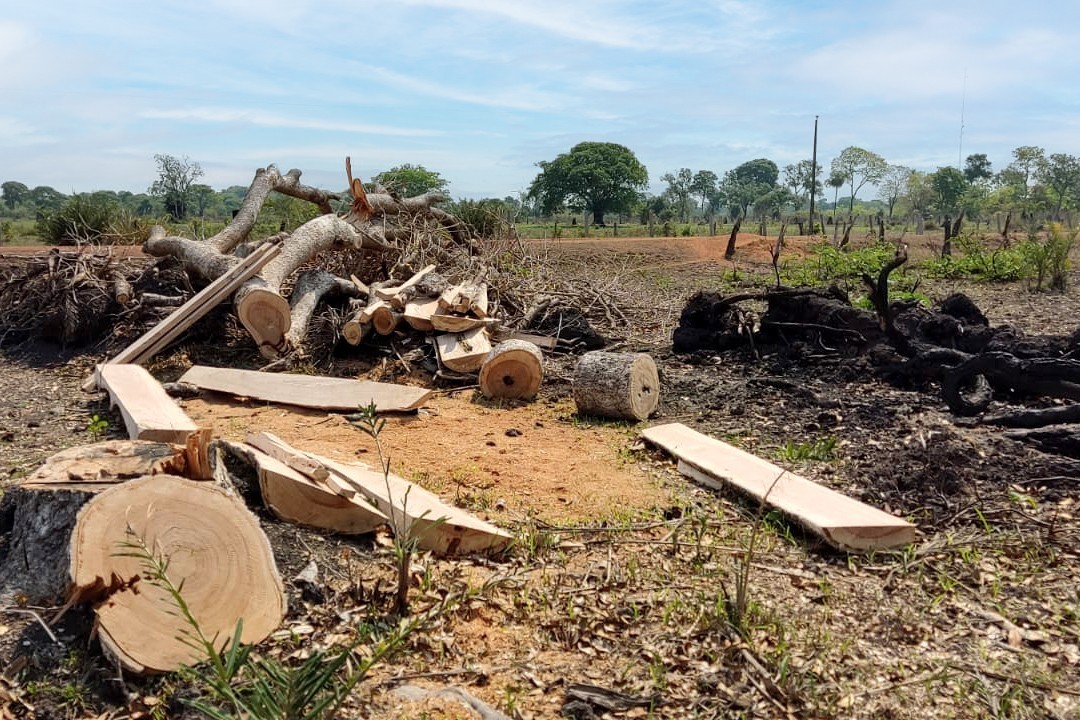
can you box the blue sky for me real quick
[3,0,1078,200]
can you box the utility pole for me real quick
[809,115,819,236]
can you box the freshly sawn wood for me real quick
[178,365,431,412]
[435,327,492,373]
[82,239,281,391]
[641,423,916,551]
[97,364,200,444]
[478,340,544,400]
[573,351,659,421]
[68,474,286,674]
[227,441,387,535]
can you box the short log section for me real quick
[641,423,917,552]
[573,351,660,421]
[478,340,544,400]
[69,474,286,674]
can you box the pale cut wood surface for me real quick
[435,327,492,372]
[228,442,387,534]
[178,365,432,412]
[82,241,281,391]
[478,339,544,400]
[403,297,440,331]
[315,455,513,555]
[20,440,183,488]
[98,364,200,443]
[69,474,285,674]
[641,423,916,551]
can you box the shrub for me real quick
[1019,223,1075,292]
[36,193,145,245]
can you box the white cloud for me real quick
[139,108,443,137]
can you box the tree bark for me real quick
[573,351,660,421]
[724,217,742,259]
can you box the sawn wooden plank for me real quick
[178,365,431,412]
[641,423,916,551]
[97,364,200,444]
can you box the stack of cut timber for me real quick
[641,423,916,552]
[241,433,511,554]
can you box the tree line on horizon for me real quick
[2,144,1078,244]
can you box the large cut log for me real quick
[435,327,492,373]
[82,239,282,391]
[97,364,201,444]
[178,365,431,412]
[226,441,387,534]
[573,351,659,421]
[641,423,916,551]
[69,474,286,675]
[478,340,544,400]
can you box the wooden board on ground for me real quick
[641,423,916,552]
[68,474,286,674]
[19,440,184,490]
[97,364,201,444]
[314,454,513,555]
[228,442,387,535]
[434,327,491,373]
[81,240,281,391]
[178,365,432,412]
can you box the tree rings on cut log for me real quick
[573,351,660,421]
[478,340,544,400]
[235,283,292,358]
[69,474,285,675]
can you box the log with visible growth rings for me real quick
[478,340,544,400]
[68,474,286,675]
[572,351,660,421]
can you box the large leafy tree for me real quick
[929,166,968,215]
[718,158,779,219]
[661,168,694,222]
[1036,153,1080,218]
[371,164,449,198]
[830,147,887,217]
[690,170,719,216]
[2,181,29,211]
[28,186,66,210]
[149,154,203,220]
[963,153,993,184]
[527,142,648,226]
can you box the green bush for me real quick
[924,233,1028,283]
[36,193,145,245]
[1019,223,1075,292]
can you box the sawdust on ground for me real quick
[181,389,670,526]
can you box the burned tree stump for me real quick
[573,351,659,421]
[479,340,544,400]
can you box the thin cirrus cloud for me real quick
[139,108,444,138]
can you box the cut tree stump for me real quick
[641,423,916,552]
[69,474,286,675]
[226,442,388,535]
[573,351,659,421]
[178,365,431,412]
[97,364,201,444]
[435,327,492,373]
[478,340,544,400]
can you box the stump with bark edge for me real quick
[573,351,660,421]
[479,340,544,400]
[69,474,286,675]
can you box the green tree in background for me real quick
[371,164,449,198]
[150,154,204,220]
[717,158,779,219]
[690,170,719,216]
[661,168,694,222]
[830,146,887,217]
[930,166,968,215]
[963,153,993,183]
[2,181,29,210]
[527,141,648,226]
[878,165,912,221]
[1036,152,1080,219]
